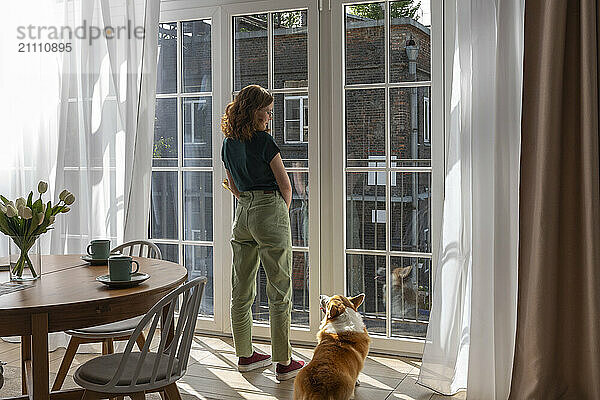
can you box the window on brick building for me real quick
[284,95,309,144]
[183,97,210,145]
[368,155,398,186]
[424,96,430,143]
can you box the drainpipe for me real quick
[406,40,419,253]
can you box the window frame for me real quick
[328,0,443,355]
[222,0,321,343]
[154,6,224,333]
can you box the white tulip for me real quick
[6,205,17,217]
[38,181,48,194]
[64,193,75,205]
[22,207,33,219]
[61,206,71,213]
[59,190,69,201]
[15,198,26,209]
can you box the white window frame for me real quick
[284,94,309,144]
[328,0,443,356]
[159,0,320,343]
[222,0,321,344]
[155,6,224,334]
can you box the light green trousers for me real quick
[230,190,292,362]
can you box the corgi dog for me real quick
[294,294,370,400]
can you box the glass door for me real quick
[331,0,443,354]
[151,7,225,332]
[222,0,320,342]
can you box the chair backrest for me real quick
[111,240,162,260]
[93,277,206,392]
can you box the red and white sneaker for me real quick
[275,359,305,381]
[238,351,272,372]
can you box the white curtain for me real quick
[418,0,524,398]
[0,0,159,351]
[51,0,159,254]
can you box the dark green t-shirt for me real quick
[221,131,280,192]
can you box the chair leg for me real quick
[106,338,114,354]
[159,391,167,400]
[102,340,108,355]
[51,336,82,391]
[136,333,146,351]
[163,383,182,400]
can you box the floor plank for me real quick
[389,374,435,400]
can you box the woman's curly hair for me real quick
[221,85,273,140]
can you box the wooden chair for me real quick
[112,241,162,259]
[52,240,162,392]
[74,277,207,399]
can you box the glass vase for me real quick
[8,235,42,282]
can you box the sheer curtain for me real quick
[0,1,63,257]
[51,0,159,254]
[0,0,159,351]
[418,0,524,398]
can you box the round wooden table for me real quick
[0,255,188,400]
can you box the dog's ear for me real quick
[320,294,330,308]
[348,293,365,310]
[398,265,413,279]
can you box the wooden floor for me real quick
[0,335,465,399]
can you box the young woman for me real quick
[221,85,304,381]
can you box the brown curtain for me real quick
[509,0,600,399]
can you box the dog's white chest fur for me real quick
[321,308,365,334]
